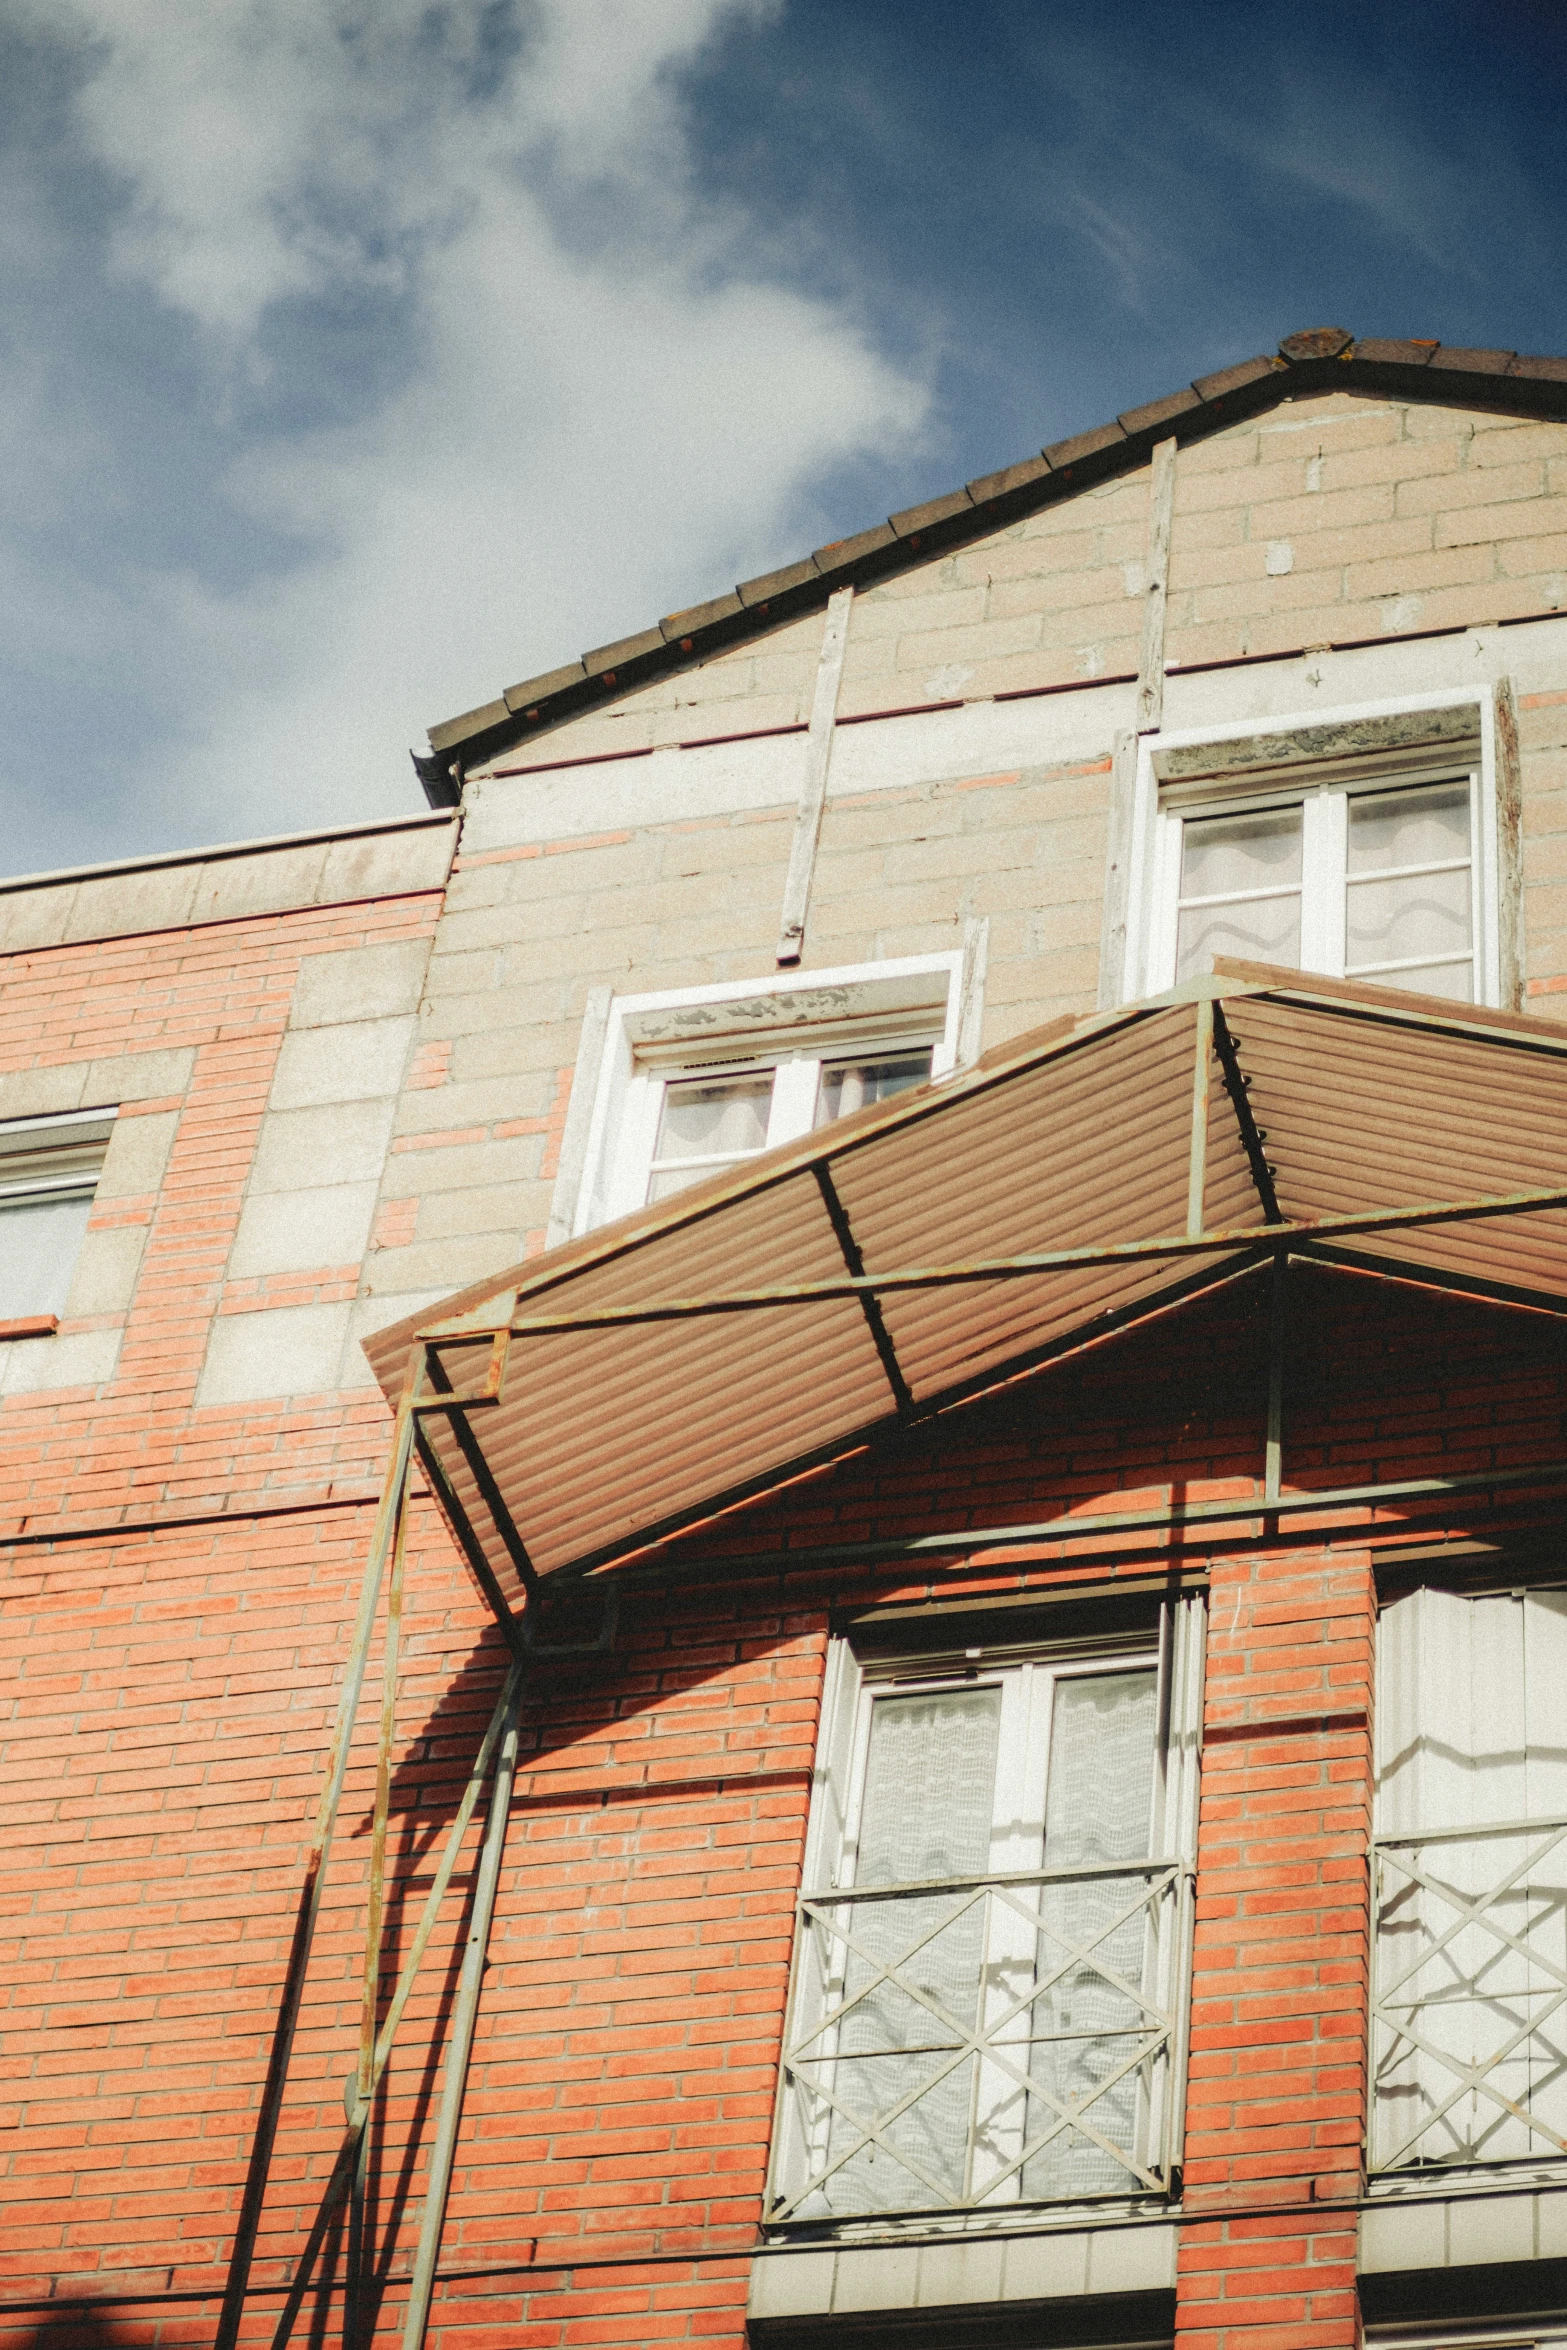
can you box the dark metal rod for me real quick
[214,1402,417,2350]
[1264,1251,1287,1502]
[623,1455,1567,1581]
[812,1162,914,1414]
[342,1466,410,2350]
[264,1661,524,2350]
[419,1182,1567,1342]
[399,1665,528,2350]
[1211,1001,1281,1221]
[1186,998,1212,1239]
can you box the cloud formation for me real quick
[7,0,928,864]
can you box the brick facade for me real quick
[8,367,1567,2350]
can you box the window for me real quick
[571,953,972,1234]
[1156,767,1483,1002]
[1372,1583,1567,2174]
[0,1109,114,1330]
[644,1044,935,1204]
[767,1603,1203,2224]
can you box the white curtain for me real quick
[823,1687,1002,2211]
[1375,1586,1567,2166]
[1024,1670,1159,2198]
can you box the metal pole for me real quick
[215,1401,417,2350]
[1264,1251,1287,1503]
[399,1666,528,2350]
[264,1659,525,2350]
[343,1482,409,2350]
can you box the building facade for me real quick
[8,329,1567,2350]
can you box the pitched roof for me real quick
[363,963,1567,1605]
[415,326,1567,798]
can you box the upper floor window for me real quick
[1155,768,1483,1002]
[571,953,971,1234]
[644,1043,934,1204]
[1372,1581,1567,2175]
[766,1601,1203,2225]
[1123,696,1508,1008]
[0,1108,114,1331]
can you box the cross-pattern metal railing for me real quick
[1372,1814,1567,2172]
[766,1857,1188,2221]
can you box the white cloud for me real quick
[18,0,929,848]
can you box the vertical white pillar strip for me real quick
[544,984,613,1247]
[1096,727,1139,1009]
[1494,676,1525,1009]
[1136,436,1178,736]
[776,586,854,966]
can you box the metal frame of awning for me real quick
[219,971,1567,2346]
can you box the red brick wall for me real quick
[5,1107,1567,2350]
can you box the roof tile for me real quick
[583,627,665,678]
[1043,419,1127,469]
[429,697,512,751]
[660,591,743,642]
[1510,354,1567,383]
[1428,346,1517,374]
[736,558,821,607]
[813,522,896,576]
[503,661,588,714]
[1353,338,1437,367]
[1118,386,1203,437]
[889,487,976,538]
[1192,355,1280,401]
[966,452,1052,505]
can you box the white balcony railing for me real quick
[766,1857,1188,2222]
[1372,1814,1567,2172]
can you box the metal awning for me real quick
[363,962,1567,1607]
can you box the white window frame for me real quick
[0,1105,116,1326]
[1122,690,1502,1008]
[567,950,973,1237]
[767,1600,1205,2227]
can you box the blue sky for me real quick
[3,0,1565,877]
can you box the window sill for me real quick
[0,1314,59,1342]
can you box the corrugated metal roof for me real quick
[363,964,1567,1602]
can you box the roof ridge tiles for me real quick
[416,330,1567,791]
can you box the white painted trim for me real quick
[1121,686,1499,1007]
[566,951,970,1239]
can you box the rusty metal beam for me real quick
[611,1455,1567,1584]
[412,1182,1567,1344]
[215,1397,418,2350]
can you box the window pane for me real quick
[1346,867,1471,972]
[1176,807,1303,981]
[825,1688,1002,2212]
[1363,958,1473,1003]
[815,1048,933,1130]
[1349,782,1470,874]
[0,1191,92,1317]
[1180,807,1302,900]
[653,1072,773,1162]
[1177,893,1301,982]
[1028,1672,1158,2199]
[646,1072,774,1197]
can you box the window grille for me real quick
[766,1600,1203,2223]
[1372,1585,1567,2172]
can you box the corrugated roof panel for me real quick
[366,971,1567,1597]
